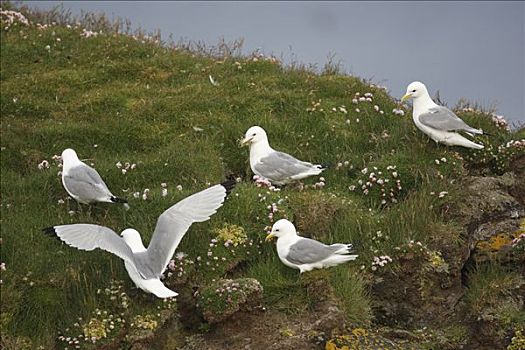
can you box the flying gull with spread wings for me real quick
[43,181,235,298]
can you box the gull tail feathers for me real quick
[323,254,359,267]
[448,134,484,149]
[144,279,178,298]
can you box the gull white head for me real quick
[401,81,429,102]
[241,126,268,146]
[61,148,79,161]
[121,228,146,252]
[266,219,297,242]
[61,148,81,171]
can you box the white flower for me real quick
[438,191,448,198]
[161,188,168,197]
[175,252,186,260]
[45,45,50,50]
[361,167,368,174]
[176,185,183,191]
[37,160,50,170]
[349,185,356,191]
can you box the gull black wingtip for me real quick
[42,226,61,241]
[220,178,237,195]
[110,196,128,204]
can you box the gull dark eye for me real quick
[252,133,256,136]
[275,229,280,232]
[412,89,416,93]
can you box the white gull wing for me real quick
[254,151,323,183]
[44,224,135,263]
[285,237,347,265]
[63,164,113,202]
[145,183,229,276]
[419,106,482,134]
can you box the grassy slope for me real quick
[1,6,523,348]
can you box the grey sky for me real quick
[28,1,524,125]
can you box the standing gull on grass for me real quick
[43,181,235,298]
[241,126,326,185]
[61,148,129,209]
[401,82,484,149]
[265,219,358,273]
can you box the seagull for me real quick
[265,219,358,273]
[401,81,484,149]
[61,148,129,209]
[241,126,326,185]
[43,181,235,298]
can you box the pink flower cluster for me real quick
[491,113,509,130]
[0,9,30,27]
[371,255,392,271]
[253,175,280,192]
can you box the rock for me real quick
[197,278,263,324]
[446,173,525,265]
[370,240,463,328]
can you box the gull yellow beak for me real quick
[401,93,412,102]
[240,136,253,147]
[265,233,275,242]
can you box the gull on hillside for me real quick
[241,126,326,185]
[401,81,484,149]
[265,219,358,273]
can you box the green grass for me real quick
[1,4,523,348]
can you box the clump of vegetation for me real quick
[289,191,343,236]
[214,223,248,247]
[57,280,175,349]
[196,278,262,324]
[464,264,525,342]
[465,139,525,175]
[325,328,408,350]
